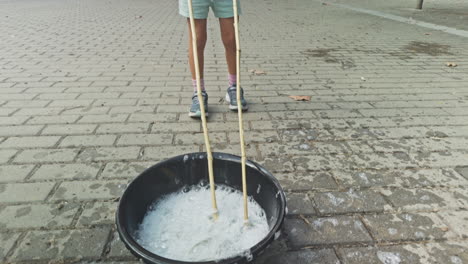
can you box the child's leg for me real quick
[219,16,248,111]
[219,17,236,85]
[187,18,208,91]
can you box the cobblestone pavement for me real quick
[1,0,468,263]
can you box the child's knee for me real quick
[222,35,236,50]
[196,37,207,50]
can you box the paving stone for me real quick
[380,188,463,211]
[128,112,177,122]
[60,135,117,147]
[0,164,34,182]
[285,192,316,215]
[51,180,128,201]
[257,155,295,172]
[276,171,339,191]
[27,115,81,125]
[363,213,453,242]
[455,166,468,180]
[77,146,140,161]
[412,151,468,168]
[96,123,149,134]
[0,136,60,148]
[77,201,118,226]
[41,124,97,135]
[77,114,129,123]
[151,122,200,133]
[31,163,101,180]
[0,116,29,125]
[334,168,468,188]
[14,148,79,163]
[228,130,279,144]
[0,203,79,229]
[0,182,55,203]
[142,145,200,161]
[174,132,227,145]
[424,241,468,264]
[258,140,372,157]
[117,133,173,146]
[11,226,110,261]
[313,189,390,214]
[338,244,430,264]
[284,216,372,247]
[260,249,340,264]
[279,128,333,141]
[108,230,135,258]
[0,125,42,136]
[100,161,153,178]
[438,210,468,238]
[0,232,20,260]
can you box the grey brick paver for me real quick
[51,180,128,201]
[60,135,117,147]
[0,203,79,229]
[14,148,79,163]
[0,182,55,203]
[0,136,61,149]
[41,124,97,135]
[0,232,20,260]
[0,149,17,163]
[31,163,101,180]
[10,226,110,262]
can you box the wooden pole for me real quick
[416,0,424,9]
[187,0,218,218]
[232,0,249,222]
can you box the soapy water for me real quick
[136,184,270,262]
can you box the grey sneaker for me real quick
[225,85,248,111]
[189,91,208,118]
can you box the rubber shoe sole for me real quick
[188,110,208,118]
[225,93,249,111]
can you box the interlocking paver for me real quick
[284,216,372,247]
[0,136,61,149]
[0,232,20,260]
[60,135,117,147]
[31,163,101,180]
[0,164,34,182]
[0,203,79,229]
[51,180,128,201]
[14,148,79,163]
[10,226,110,262]
[362,213,454,242]
[0,182,55,203]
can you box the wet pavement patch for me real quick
[403,41,453,56]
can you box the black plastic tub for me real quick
[116,152,286,264]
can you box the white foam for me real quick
[136,184,270,262]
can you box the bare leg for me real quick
[219,17,236,76]
[187,18,208,80]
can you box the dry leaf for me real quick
[446,62,458,67]
[249,69,266,75]
[299,214,311,225]
[289,95,311,101]
[424,33,432,35]
[440,227,449,232]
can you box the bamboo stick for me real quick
[232,0,249,222]
[187,0,218,218]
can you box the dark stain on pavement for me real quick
[403,41,453,56]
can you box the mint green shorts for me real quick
[179,0,241,19]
